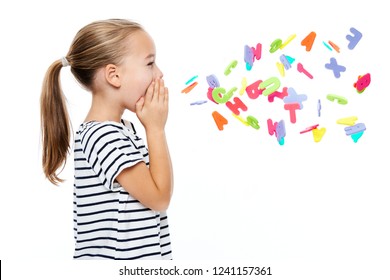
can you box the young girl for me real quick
[40,19,173,260]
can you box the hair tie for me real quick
[61,57,70,67]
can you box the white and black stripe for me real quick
[73,120,172,260]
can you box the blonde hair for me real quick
[40,19,144,185]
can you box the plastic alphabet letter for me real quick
[232,113,249,126]
[325,57,346,78]
[354,73,371,93]
[185,75,198,85]
[252,43,262,60]
[280,34,296,50]
[239,77,247,95]
[346,27,362,50]
[351,131,364,143]
[190,100,207,106]
[280,54,291,70]
[276,120,286,141]
[317,99,321,117]
[276,62,285,77]
[301,31,316,52]
[328,40,340,53]
[297,63,313,79]
[326,94,348,105]
[207,87,218,104]
[284,103,300,123]
[246,80,263,99]
[300,124,319,134]
[268,87,288,103]
[259,77,281,96]
[312,127,326,142]
[323,41,333,51]
[270,39,282,53]
[181,81,198,93]
[226,97,248,115]
[337,116,358,126]
[212,87,236,104]
[224,60,238,76]
[212,111,228,131]
[283,87,307,109]
[244,45,254,70]
[247,115,260,130]
[344,123,366,136]
[267,119,278,136]
[206,74,220,88]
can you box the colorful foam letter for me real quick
[246,80,263,99]
[212,87,236,104]
[244,45,254,70]
[280,34,296,50]
[337,116,358,126]
[267,119,278,136]
[326,94,348,105]
[280,54,291,70]
[239,77,247,95]
[268,87,288,103]
[224,60,238,76]
[325,57,346,78]
[270,39,282,53]
[212,111,228,131]
[297,63,313,79]
[301,31,316,52]
[206,74,220,88]
[346,27,362,50]
[312,127,326,142]
[284,103,300,123]
[226,97,248,115]
[259,77,281,96]
[181,82,198,93]
[252,43,262,60]
[328,40,340,53]
[247,115,260,130]
[344,123,366,136]
[284,87,307,109]
[354,73,371,93]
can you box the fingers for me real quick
[145,80,155,103]
[145,78,168,104]
[135,96,145,115]
[164,86,169,106]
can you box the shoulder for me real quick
[77,120,142,150]
[78,121,120,144]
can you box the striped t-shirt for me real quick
[72,119,172,260]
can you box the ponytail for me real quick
[40,60,71,185]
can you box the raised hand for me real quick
[135,78,169,132]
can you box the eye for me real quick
[147,61,154,67]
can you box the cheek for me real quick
[141,77,154,95]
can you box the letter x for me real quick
[325,57,346,78]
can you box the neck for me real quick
[84,93,124,123]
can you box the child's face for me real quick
[119,30,163,112]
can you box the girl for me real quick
[40,19,173,260]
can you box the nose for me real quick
[154,64,163,79]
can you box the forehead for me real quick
[126,30,156,57]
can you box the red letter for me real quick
[246,80,263,99]
[226,97,248,115]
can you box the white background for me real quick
[1,0,389,279]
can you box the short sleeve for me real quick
[80,122,146,191]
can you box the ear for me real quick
[104,64,121,88]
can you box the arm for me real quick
[116,79,173,211]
